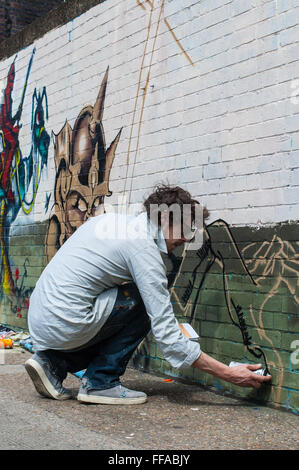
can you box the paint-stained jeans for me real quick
[39,283,151,390]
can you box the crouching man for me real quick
[25,185,271,404]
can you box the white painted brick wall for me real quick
[1,0,299,227]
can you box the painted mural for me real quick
[0,48,49,319]
[164,221,299,406]
[45,67,122,262]
[172,221,270,371]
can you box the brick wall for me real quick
[0,0,298,413]
[0,0,64,39]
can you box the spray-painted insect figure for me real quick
[167,220,270,375]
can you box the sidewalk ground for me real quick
[0,349,298,450]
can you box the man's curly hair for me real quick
[143,184,209,227]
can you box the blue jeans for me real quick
[39,283,151,390]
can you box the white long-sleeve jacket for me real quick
[28,212,201,369]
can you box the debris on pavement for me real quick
[19,337,35,353]
[0,338,13,348]
[0,324,85,379]
[0,324,31,350]
[0,324,40,354]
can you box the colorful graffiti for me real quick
[46,67,122,261]
[0,49,49,303]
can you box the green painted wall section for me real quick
[0,221,48,330]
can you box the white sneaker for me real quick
[77,379,147,405]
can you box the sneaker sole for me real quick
[77,392,147,405]
[25,358,72,401]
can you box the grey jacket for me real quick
[28,212,201,369]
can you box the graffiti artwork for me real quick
[171,221,269,371]
[241,235,299,402]
[0,49,49,305]
[167,220,299,404]
[46,67,122,262]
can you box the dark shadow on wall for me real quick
[0,0,109,61]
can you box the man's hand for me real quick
[192,352,272,389]
[227,363,272,389]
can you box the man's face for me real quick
[161,213,194,252]
[164,226,188,252]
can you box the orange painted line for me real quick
[123,0,155,202]
[128,0,165,204]
[136,0,146,10]
[137,0,153,10]
[163,18,194,66]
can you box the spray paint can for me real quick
[229,361,270,376]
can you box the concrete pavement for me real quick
[0,349,298,450]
